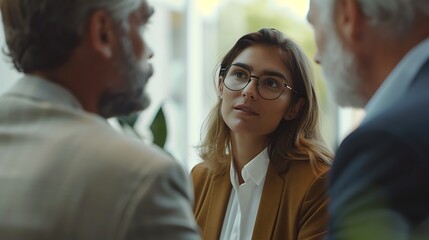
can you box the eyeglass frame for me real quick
[220,63,299,100]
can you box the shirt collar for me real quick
[229,148,270,189]
[6,74,83,110]
[363,38,429,123]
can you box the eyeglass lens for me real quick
[223,65,287,100]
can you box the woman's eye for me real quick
[234,71,247,79]
[262,77,283,89]
[267,79,278,87]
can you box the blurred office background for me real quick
[0,0,364,171]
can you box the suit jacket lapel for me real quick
[252,164,285,240]
[203,170,232,239]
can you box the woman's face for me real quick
[220,44,300,139]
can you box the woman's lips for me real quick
[233,104,259,115]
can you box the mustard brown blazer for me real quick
[191,160,330,240]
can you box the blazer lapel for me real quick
[203,170,232,240]
[252,164,285,240]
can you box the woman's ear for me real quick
[284,97,305,120]
[218,76,224,99]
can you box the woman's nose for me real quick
[241,78,258,99]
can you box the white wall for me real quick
[0,14,21,93]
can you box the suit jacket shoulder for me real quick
[328,61,429,239]
[0,90,199,240]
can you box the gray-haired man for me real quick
[307,0,429,239]
[0,0,200,239]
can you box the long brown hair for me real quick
[198,28,333,175]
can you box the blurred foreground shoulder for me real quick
[77,121,200,240]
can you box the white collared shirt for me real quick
[363,38,429,123]
[220,148,270,240]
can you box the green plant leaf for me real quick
[150,106,167,148]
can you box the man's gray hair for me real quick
[321,0,429,36]
[0,0,143,73]
[74,0,142,34]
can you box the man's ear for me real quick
[335,0,365,44]
[284,97,305,120]
[86,10,116,59]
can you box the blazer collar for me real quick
[364,38,429,124]
[5,75,83,110]
[252,163,285,239]
[203,167,232,240]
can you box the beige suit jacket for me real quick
[0,76,200,240]
[192,159,329,240]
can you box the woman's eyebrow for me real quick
[260,70,287,79]
[232,62,253,72]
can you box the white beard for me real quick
[320,28,367,108]
[98,36,151,118]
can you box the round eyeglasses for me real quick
[221,64,299,100]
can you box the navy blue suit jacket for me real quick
[327,60,429,240]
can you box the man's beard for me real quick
[320,26,366,108]
[98,36,152,118]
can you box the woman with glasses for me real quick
[191,28,333,240]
